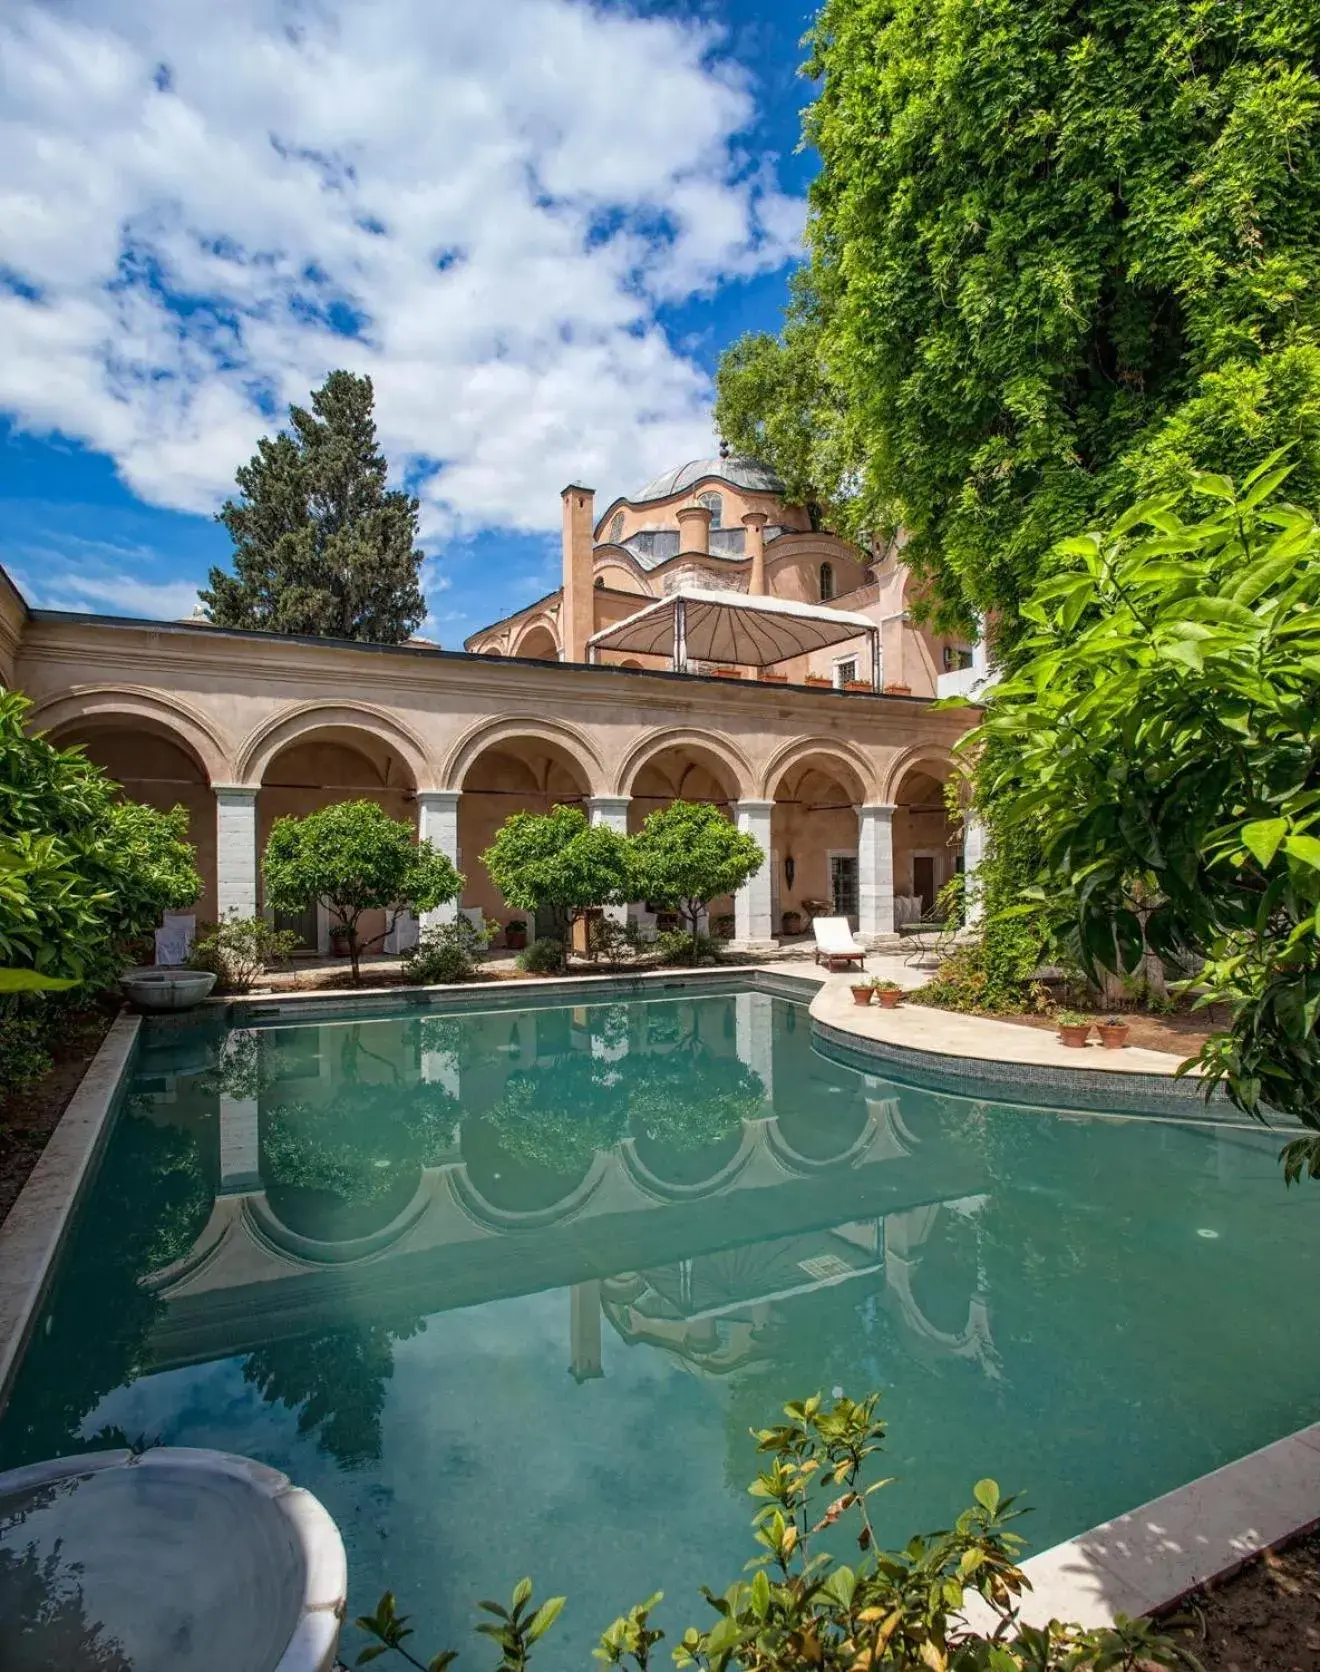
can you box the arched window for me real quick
[819,562,835,602]
[697,491,723,529]
[609,512,624,543]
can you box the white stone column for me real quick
[588,796,631,925]
[963,809,987,926]
[857,803,896,943]
[215,787,258,921]
[417,790,461,930]
[218,1029,261,1194]
[733,800,776,951]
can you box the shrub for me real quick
[0,1001,53,1104]
[654,929,722,967]
[403,919,492,986]
[187,917,300,994]
[517,937,566,976]
[354,1393,1197,1672]
[586,914,642,965]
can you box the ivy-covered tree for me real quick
[716,0,1320,636]
[202,370,427,644]
[480,805,633,973]
[630,800,763,963]
[977,460,1320,1178]
[262,800,462,984]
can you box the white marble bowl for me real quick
[119,968,218,1011]
[0,1447,346,1671]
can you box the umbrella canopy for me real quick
[587,587,879,676]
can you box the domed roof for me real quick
[633,456,785,504]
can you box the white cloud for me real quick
[14,559,203,620]
[0,0,803,546]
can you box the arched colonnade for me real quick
[30,690,966,949]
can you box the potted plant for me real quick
[1097,1015,1131,1048]
[781,909,804,936]
[504,919,527,951]
[884,682,913,696]
[712,667,743,679]
[1056,1009,1092,1047]
[844,679,872,693]
[850,977,875,1006]
[761,670,788,684]
[712,912,736,940]
[329,923,351,958]
[805,673,832,688]
[872,978,903,1009]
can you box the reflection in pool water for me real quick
[2,989,1318,1666]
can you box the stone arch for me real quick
[759,736,878,804]
[509,618,561,661]
[443,715,605,795]
[28,685,231,783]
[880,743,962,804]
[236,701,434,789]
[612,727,754,801]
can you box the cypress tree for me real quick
[202,370,427,643]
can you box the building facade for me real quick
[0,457,977,953]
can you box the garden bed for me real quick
[1164,1527,1320,1670]
[0,1002,115,1231]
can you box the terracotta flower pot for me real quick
[761,671,788,684]
[805,676,832,688]
[875,988,902,1008]
[712,668,743,679]
[884,682,912,696]
[329,931,351,959]
[850,985,873,1006]
[1057,1023,1091,1048]
[1098,1022,1131,1049]
[844,680,872,692]
[504,927,527,950]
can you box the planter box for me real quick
[884,683,913,696]
[712,668,743,680]
[844,680,873,692]
[805,676,832,688]
[760,672,789,684]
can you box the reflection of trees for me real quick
[481,1061,628,1172]
[0,1527,133,1671]
[0,1106,211,1469]
[242,1315,424,1468]
[262,1081,459,1210]
[627,1045,764,1152]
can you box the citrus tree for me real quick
[976,457,1320,1177]
[480,805,632,973]
[630,800,763,963]
[263,800,461,984]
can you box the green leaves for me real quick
[0,968,78,993]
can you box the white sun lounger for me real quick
[812,916,867,972]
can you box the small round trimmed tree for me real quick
[630,799,763,963]
[480,805,632,974]
[262,800,462,984]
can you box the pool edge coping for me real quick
[0,1010,140,1415]
[2,972,1316,1636]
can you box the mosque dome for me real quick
[633,456,785,504]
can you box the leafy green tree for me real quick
[630,801,763,963]
[202,370,427,644]
[977,459,1320,1177]
[481,805,632,973]
[263,800,462,984]
[716,0,1320,636]
[0,690,200,990]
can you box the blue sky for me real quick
[0,0,818,647]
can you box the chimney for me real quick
[561,483,596,663]
[676,501,712,556]
[742,511,768,595]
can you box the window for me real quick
[697,491,723,529]
[834,658,858,689]
[830,854,859,920]
[943,644,974,672]
[819,562,835,602]
[609,512,624,543]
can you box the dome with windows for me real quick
[633,456,785,504]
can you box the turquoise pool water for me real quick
[2,988,1318,1664]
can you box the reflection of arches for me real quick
[30,685,230,783]
[443,716,604,795]
[761,736,876,804]
[238,702,432,788]
[448,1149,611,1230]
[766,1101,873,1170]
[618,1127,759,1201]
[612,728,753,801]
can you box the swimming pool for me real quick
[2,987,1317,1665]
